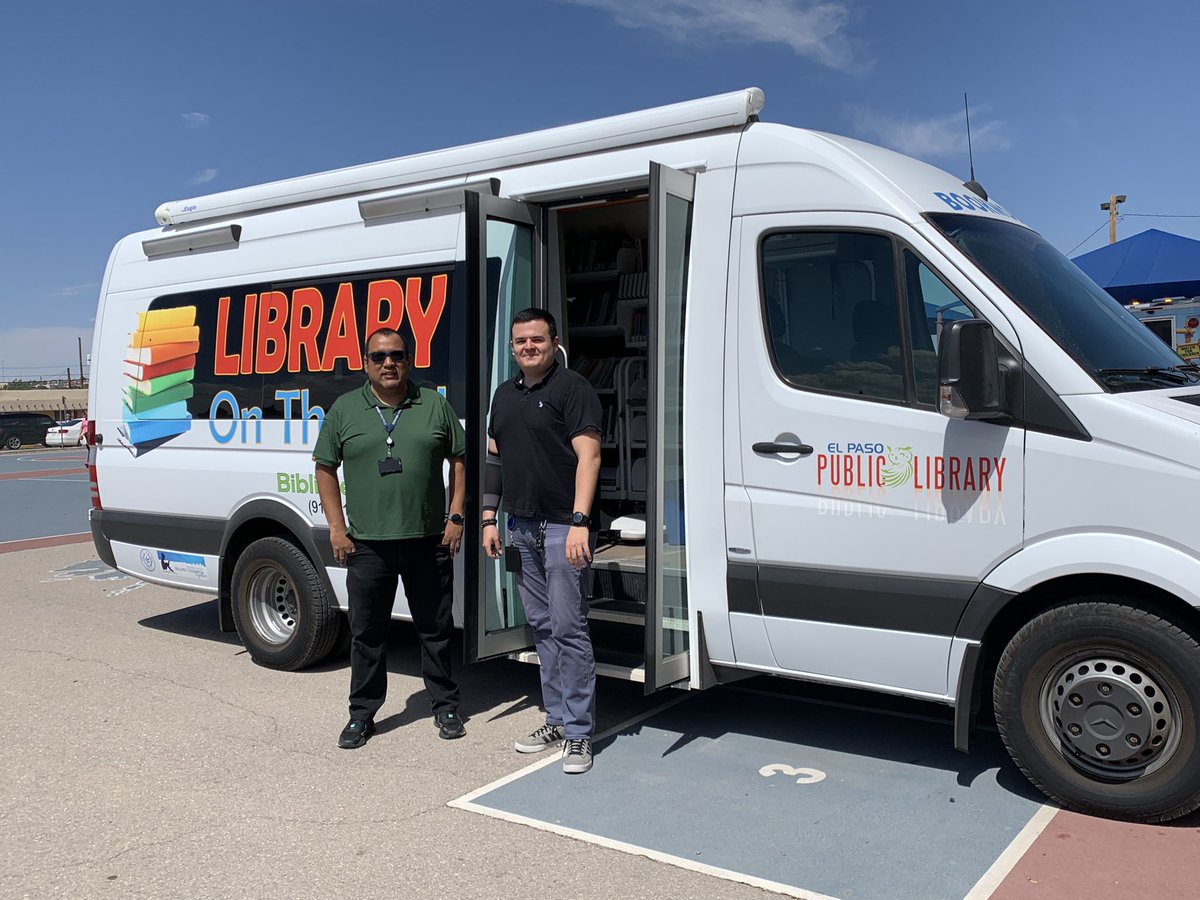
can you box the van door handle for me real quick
[752,441,813,456]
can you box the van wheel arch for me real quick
[956,575,1197,752]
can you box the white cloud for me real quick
[181,112,210,129]
[192,168,218,185]
[844,104,1012,160]
[0,326,95,378]
[563,0,867,72]
[50,283,99,299]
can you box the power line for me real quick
[1067,220,1111,256]
[1123,213,1200,219]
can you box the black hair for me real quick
[511,307,558,341]
[363,327,407,352]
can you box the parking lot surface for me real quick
[2,502,1200,898]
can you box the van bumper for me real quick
[89,508,117,569]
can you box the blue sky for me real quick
[2,0,1198,379]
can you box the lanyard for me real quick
[374,405,403,456]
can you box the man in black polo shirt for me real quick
[482,308,602,774]
[314,328,467,748]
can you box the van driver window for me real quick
[904,250,975,407]
[760,231,904,402]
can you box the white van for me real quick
[88,87,1200,822]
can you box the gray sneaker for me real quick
[515,723,565,754]
[562,737,593,774]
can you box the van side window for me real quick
[903,250,974,406]
[761,231,904,402]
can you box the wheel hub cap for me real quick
[1047,657,1174,778]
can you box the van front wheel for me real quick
[994,599,1200,822]
[230,537,340,671]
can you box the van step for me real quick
[588,598,646,626]
[510,649,646,683]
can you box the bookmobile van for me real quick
[89,88,1200,822]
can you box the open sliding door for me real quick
[645,163,695,691]
[464,191,543,661]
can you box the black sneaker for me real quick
[434,710,466,740]
[338,718,375,749]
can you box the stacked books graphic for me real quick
[122,306,199,447]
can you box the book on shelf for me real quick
[618,272,648,300]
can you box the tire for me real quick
[994,599,1200,822]
[4,435,20,450]
[230,536,341,671]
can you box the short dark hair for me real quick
[511,307,557,341]
[363,327,406,352]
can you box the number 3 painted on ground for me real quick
[759,764,827,784]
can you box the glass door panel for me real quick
[465,192,541,661]
[645,163,694,690]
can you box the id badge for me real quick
[378,457,403,476]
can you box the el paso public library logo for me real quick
[816,443,1007,493]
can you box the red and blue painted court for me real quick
[0,449,90,553]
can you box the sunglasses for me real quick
[366,349,408,364]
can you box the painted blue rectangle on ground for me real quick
[465,688,1045,899]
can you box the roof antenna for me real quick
[962,92,988,201]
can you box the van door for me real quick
[464,191,542,661]
[734,214,1025,697]
[645,162,694,690]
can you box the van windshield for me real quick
[928,214,1199,393]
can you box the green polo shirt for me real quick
[312,381,466,540]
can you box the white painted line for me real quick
[449,692,841,900]
[962,803,1058,899]
[447,800,840,900]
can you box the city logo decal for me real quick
[817,442,1006,492]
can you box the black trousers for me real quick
[345,537,459,720]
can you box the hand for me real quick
[483,524,502,559]
[566,525,591,570]
[330,528,356,565]
[441,521,464,555]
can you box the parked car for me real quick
[0,412,58,450]
[45,418,87,447]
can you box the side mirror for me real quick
[938,319,1004,419]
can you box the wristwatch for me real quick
[570,512,591,527]
[446,513,465,526]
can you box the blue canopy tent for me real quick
[1072,229,1200,304]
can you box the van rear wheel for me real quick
[231,536,341,671]
[994,599,1200,822]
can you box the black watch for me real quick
[446,513,465,526]
[570,512,591,527]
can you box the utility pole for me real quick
[1100,194,1127,244]
[78,337,85,386]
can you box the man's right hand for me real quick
[482,524,502,559]
[330,528,356,565]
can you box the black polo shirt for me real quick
[488,361,602,526]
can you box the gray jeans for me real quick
[509,516,596,739]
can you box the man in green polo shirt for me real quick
[313,327,467,748]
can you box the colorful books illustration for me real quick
[121,306,197,447]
